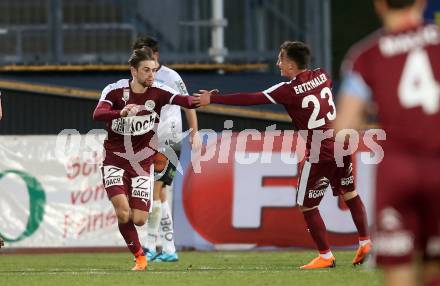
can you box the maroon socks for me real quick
[118,221,144,257]
[303,208,330,253]
[345,195,369,239]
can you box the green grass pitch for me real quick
[0,250,383,286]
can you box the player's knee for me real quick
[132,216,147,226]
[153,189,161,200]
[153,181,164,200]
[116,208,130,223]
[343,191,358,201]
[160,188,167,202]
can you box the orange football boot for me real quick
[300,255,336,269]
[131,255,147,271]
[352,242,372,266]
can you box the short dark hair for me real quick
[128,47,155,68]
[280,41,311,70]
[384,0,416,9]
[132,36,159,52]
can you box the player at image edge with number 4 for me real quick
[334,0,440,285]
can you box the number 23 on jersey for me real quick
[302,87,337,129]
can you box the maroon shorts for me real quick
[375,153,440,266]
[296,155,355,208]
[100,164,153,212]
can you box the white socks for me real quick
[145,200,177,254]
[160,201,176,254]
[359,239,370,247]
[320,251,334,259]
[146,200,162,252]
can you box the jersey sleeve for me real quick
[154,84,195,108]
[210,92,272,105]
[339,50,372,102]
[156,84,181,108]
[262,82,293,104]
[338,71,372,102]
[99,84,119,106]
[92,101,121,121]
[156,87,198,109]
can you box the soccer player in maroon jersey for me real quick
[334,0,440,285]
[197,41,371,269]
[132,37,201,262]
[92,47,200,271]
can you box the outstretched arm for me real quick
[170,94,201,109]
[195,90,272,106]
[93,101,137,121]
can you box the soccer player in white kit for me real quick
[133,37,201,262]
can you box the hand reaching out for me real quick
[192,89,219,107]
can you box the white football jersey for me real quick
[155,65,189,146]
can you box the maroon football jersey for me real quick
[263,69,337,161]
[342,24,440,154]
[99,79,179,168]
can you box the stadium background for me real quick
[0,0,439,251]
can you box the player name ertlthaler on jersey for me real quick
[293,73,328,95]
[111,113,157,136]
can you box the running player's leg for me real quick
[155,147,180,262]
[143,152,169,261]
[335,155,371,265]
[382,265,417,286]
[144,180,163,261]
[343,191,372,265]
[297,160,336,269]
[156,167,178,262]
[111,194,147,270]
[102,165,146,270]
[128,173,154,270]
